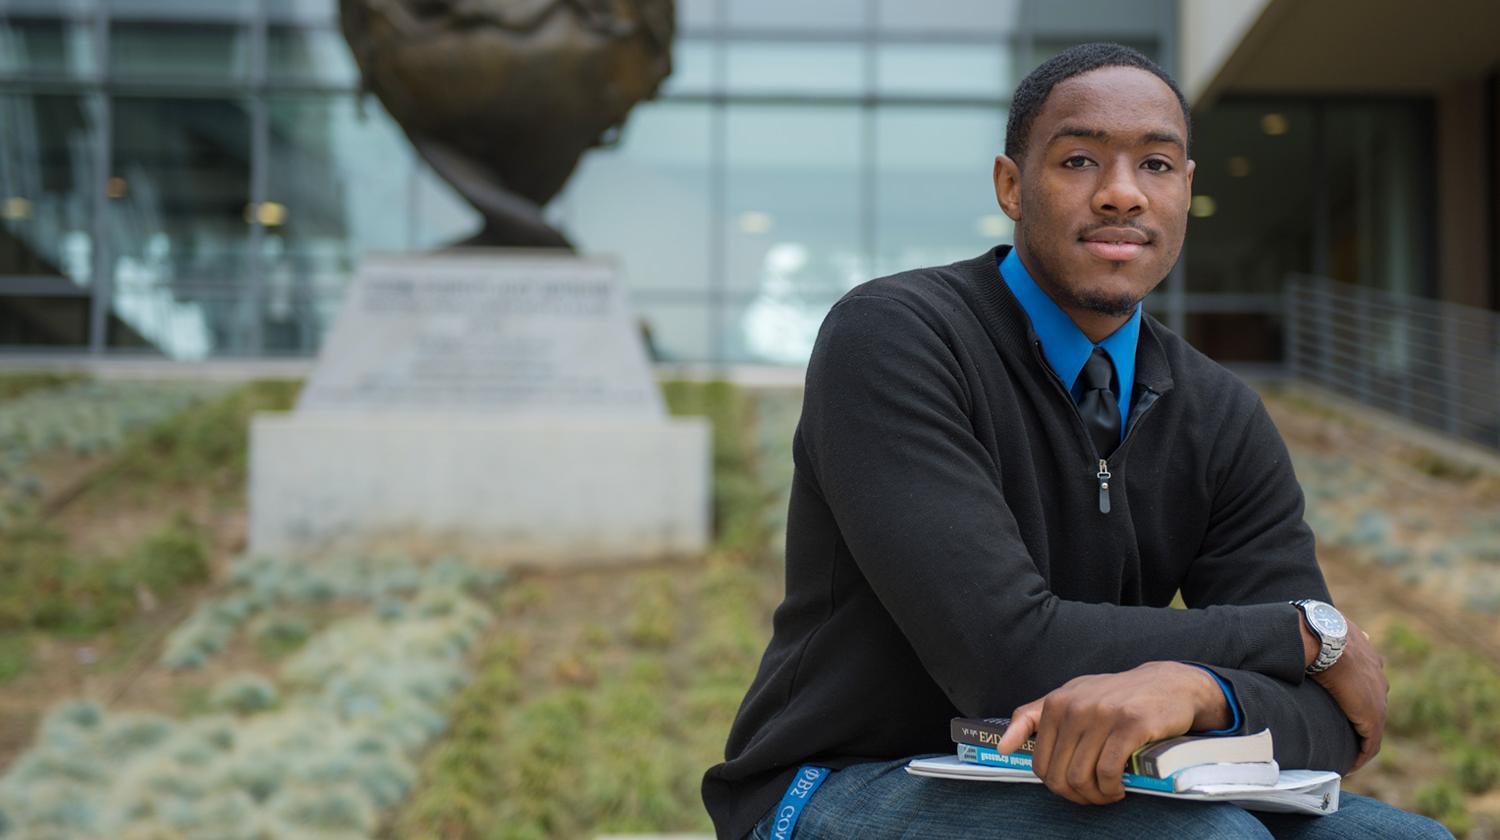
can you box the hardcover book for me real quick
[956,743,1280,793]
[950,716,1274,779]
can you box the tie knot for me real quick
[1082,347,1116,392]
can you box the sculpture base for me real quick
[248,413,710,565]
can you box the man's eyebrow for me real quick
[1047,125,1186,152]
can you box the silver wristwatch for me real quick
[1291,599,1348,674]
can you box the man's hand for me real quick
[993,662,1231,805]
[1305,616,1387,773]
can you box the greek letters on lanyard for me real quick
[770,766,829,840]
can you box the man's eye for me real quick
[1142,159,1172,172]
[1062,156,1092,168]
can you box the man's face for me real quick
[993,66,1194,322]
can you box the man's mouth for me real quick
[1080,227,1150,262]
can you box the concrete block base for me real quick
[249,413,710,565]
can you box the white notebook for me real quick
[906,755,1342,816]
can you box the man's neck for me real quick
[1012,243,1131,343]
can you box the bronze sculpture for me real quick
[340,0,675,250]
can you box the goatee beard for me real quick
[1067,288,1141,318]
[1019,232,1154,318]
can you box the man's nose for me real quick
[1092,161,1147,217]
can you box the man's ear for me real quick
[993,154,1022,222]
[1185,158,1196,192]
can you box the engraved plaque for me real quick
[297,251,663,417]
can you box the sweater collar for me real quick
[963,245,1175,398]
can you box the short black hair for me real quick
[1004,42,1191,164]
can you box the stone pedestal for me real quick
[248,251,710,564]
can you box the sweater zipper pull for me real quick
[1096,459,1112,514]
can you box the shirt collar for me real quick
[998,247,1140,404]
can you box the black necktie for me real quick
[1078,347,1121,459]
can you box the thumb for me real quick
[996,701,1043,754]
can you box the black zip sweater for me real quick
[702,246,1359,839]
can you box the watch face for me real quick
[1308,602,1347,638]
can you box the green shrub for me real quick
[1413,780,1472,836]
[0,372,84,402]
[0,516,210,636]
[1450,743,1500,794]
[0,633,29,684]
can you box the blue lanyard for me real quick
[769,766,829,840]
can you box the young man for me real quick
[702,44,1451,839]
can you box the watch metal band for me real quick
[1292,599,1346,675]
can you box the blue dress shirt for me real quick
[998,248,1139,439]
[997,247,1242,733]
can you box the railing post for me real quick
[1397,302,1413,422]
[1442,304,1462,437]
[1316,278,1334,392]
[1283,276,1300,382]
[1355,288,1372,406]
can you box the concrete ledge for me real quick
[249,413,710,564]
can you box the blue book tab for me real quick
[958,743,1176,792]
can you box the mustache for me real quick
[1077,221,1158,242]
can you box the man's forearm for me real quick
[1201,665,1361,773]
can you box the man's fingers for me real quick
[996,702,1043,755]
[1094,732,1135,802]
[1349,724,1383,773]
[1061,725,1119,805]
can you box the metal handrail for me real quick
[1284,274,1500,452]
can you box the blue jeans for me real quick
[748,757,1454,839]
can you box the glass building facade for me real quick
[0,0,1183,362]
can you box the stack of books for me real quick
[905,717,1343,815]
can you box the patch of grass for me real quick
[0,371,84,402]
[392,382,780,839]
[1404,451,1482,483]
[0,633,30,684]
[1382,621,1500,835]
[0,514,211,637]
[96,378,301,499]
[661,380,776,556]
[1414,779,1472,836]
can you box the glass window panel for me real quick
[109,97,252,357]
[876,0,1022,34]
[1025,40,1157,78]
[0,15,99,77]
[266,0,338,26]
[875,44,1008,99]
[267,25,359,84]
[676,0,717,30]
[1321,102,1432,296]
[258,239,344,355]
[266,94,414,255]
[4,0,94,14]
[662,40,715,96]
[410,162,483,249]
[110,20,251,80]
[0,93,100,288]
[729,293,842,365]
[1185,101,1317,294]
[107,0,253,17]
[1185,312,1283,363]
[261,94,429,353]
[631,298,712,363]
[0,297,91,347]
[726,42,863,96]
[555,102,711,294]
[727,0,866,31]
[874,106,1006,277]
[725,104,861,364]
